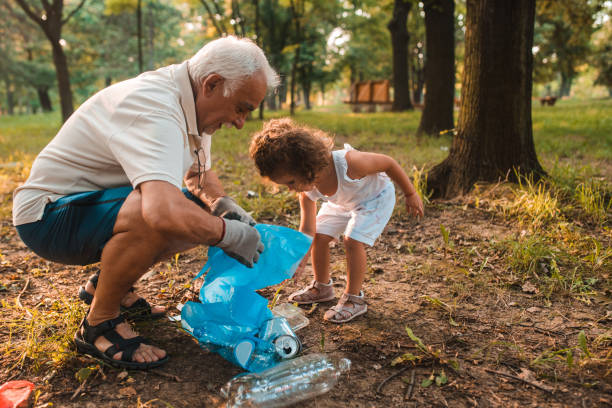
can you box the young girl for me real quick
[249,119,424,323]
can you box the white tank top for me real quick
[305,144,392,210]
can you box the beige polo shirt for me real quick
[12,61,211,226]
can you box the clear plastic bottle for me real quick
[221,353,351,408]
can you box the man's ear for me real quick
[202,74,225,96]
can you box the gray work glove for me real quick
[216,218,264,267]
[211,196,256,226]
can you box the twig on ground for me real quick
[70,377,89,400]
[376,365,411,395]
[16,278,32,319]
[149,370,181,382]
[484,368,553,394]
[516,323,565,337]
[404,369,416,401]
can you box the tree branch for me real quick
[200,0,225,36]
[61,0,87,25]
[13,0,44,26]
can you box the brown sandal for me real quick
[288,279,335,304]
[324,292,367,323]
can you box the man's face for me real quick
[194,71,267,135]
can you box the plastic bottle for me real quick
[221,353,351,408]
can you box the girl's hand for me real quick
[405,192,424,218]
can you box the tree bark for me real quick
[4,78,15,115]
[50,40,74,122]
[388,0,413,111]
[37,86,52,112]
[137,0,143,73]
[428,0,545,199]
[417,0,455,136]
[13,0,86,122]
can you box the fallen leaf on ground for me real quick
[118,386,137,397]
[522,282,537,294]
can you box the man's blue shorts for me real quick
[16,186,206,266]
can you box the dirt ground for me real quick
[1,192,611,408]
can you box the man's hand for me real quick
[215,218,264,267]
[211,196,256,226]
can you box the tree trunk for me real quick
[51,41,74,122]
[417,0,455,136]
[137,0,143,73]
[37,86,52,112]
[428,0,545,199]
[290,45,300,115]
[388,0,413,111]
[559,72,572,97]
[4,79,15,115]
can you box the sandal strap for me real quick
[81,315,126,345]
[124,298,152,312]
[104,335,149,362]
[80,315,151,362]
[88,271,135,293]
[331,292,366,311]
[299,279,333,294]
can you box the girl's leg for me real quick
[344,237,367,295]
[323,237,367,323]
[288,233,335,304]
[311,233,335,284]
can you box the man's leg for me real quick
[86,188,196,363]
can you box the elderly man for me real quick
[12,36,279,369]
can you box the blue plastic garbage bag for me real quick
[181,224,312,371]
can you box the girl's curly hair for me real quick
[249,118,334,183]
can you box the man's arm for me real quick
[185,166,256,226]
[140,180,223,245]
[139,180,263,266]
[184,167,225,207]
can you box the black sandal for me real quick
[78,272,165,321]
[74,315,168,369]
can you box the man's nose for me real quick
[234,115,245,129]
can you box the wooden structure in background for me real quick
[344,80,393,112]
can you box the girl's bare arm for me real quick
[346,150,424,217]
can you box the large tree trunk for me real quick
[388,0,413,111]
[51,41,74,122]
[428,0,545,199]
[417,0,455,136]
[559,72,573,97]
[37,86,52,112]
[4,79,15,115]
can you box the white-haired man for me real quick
[12,36,279,369]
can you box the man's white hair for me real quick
[188,36,279,97]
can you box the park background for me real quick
[0,1,611,407]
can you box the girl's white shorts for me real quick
[315,184,395,246]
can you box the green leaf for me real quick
[566,350,573,368]
[75,367,94,383]
[391,352,419,366]
[405,327,428,353]
[447,359,460,372]
[578,331,591,358]
[421,378,432,388]
[440,224,450,245]
[435,370,448,386]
